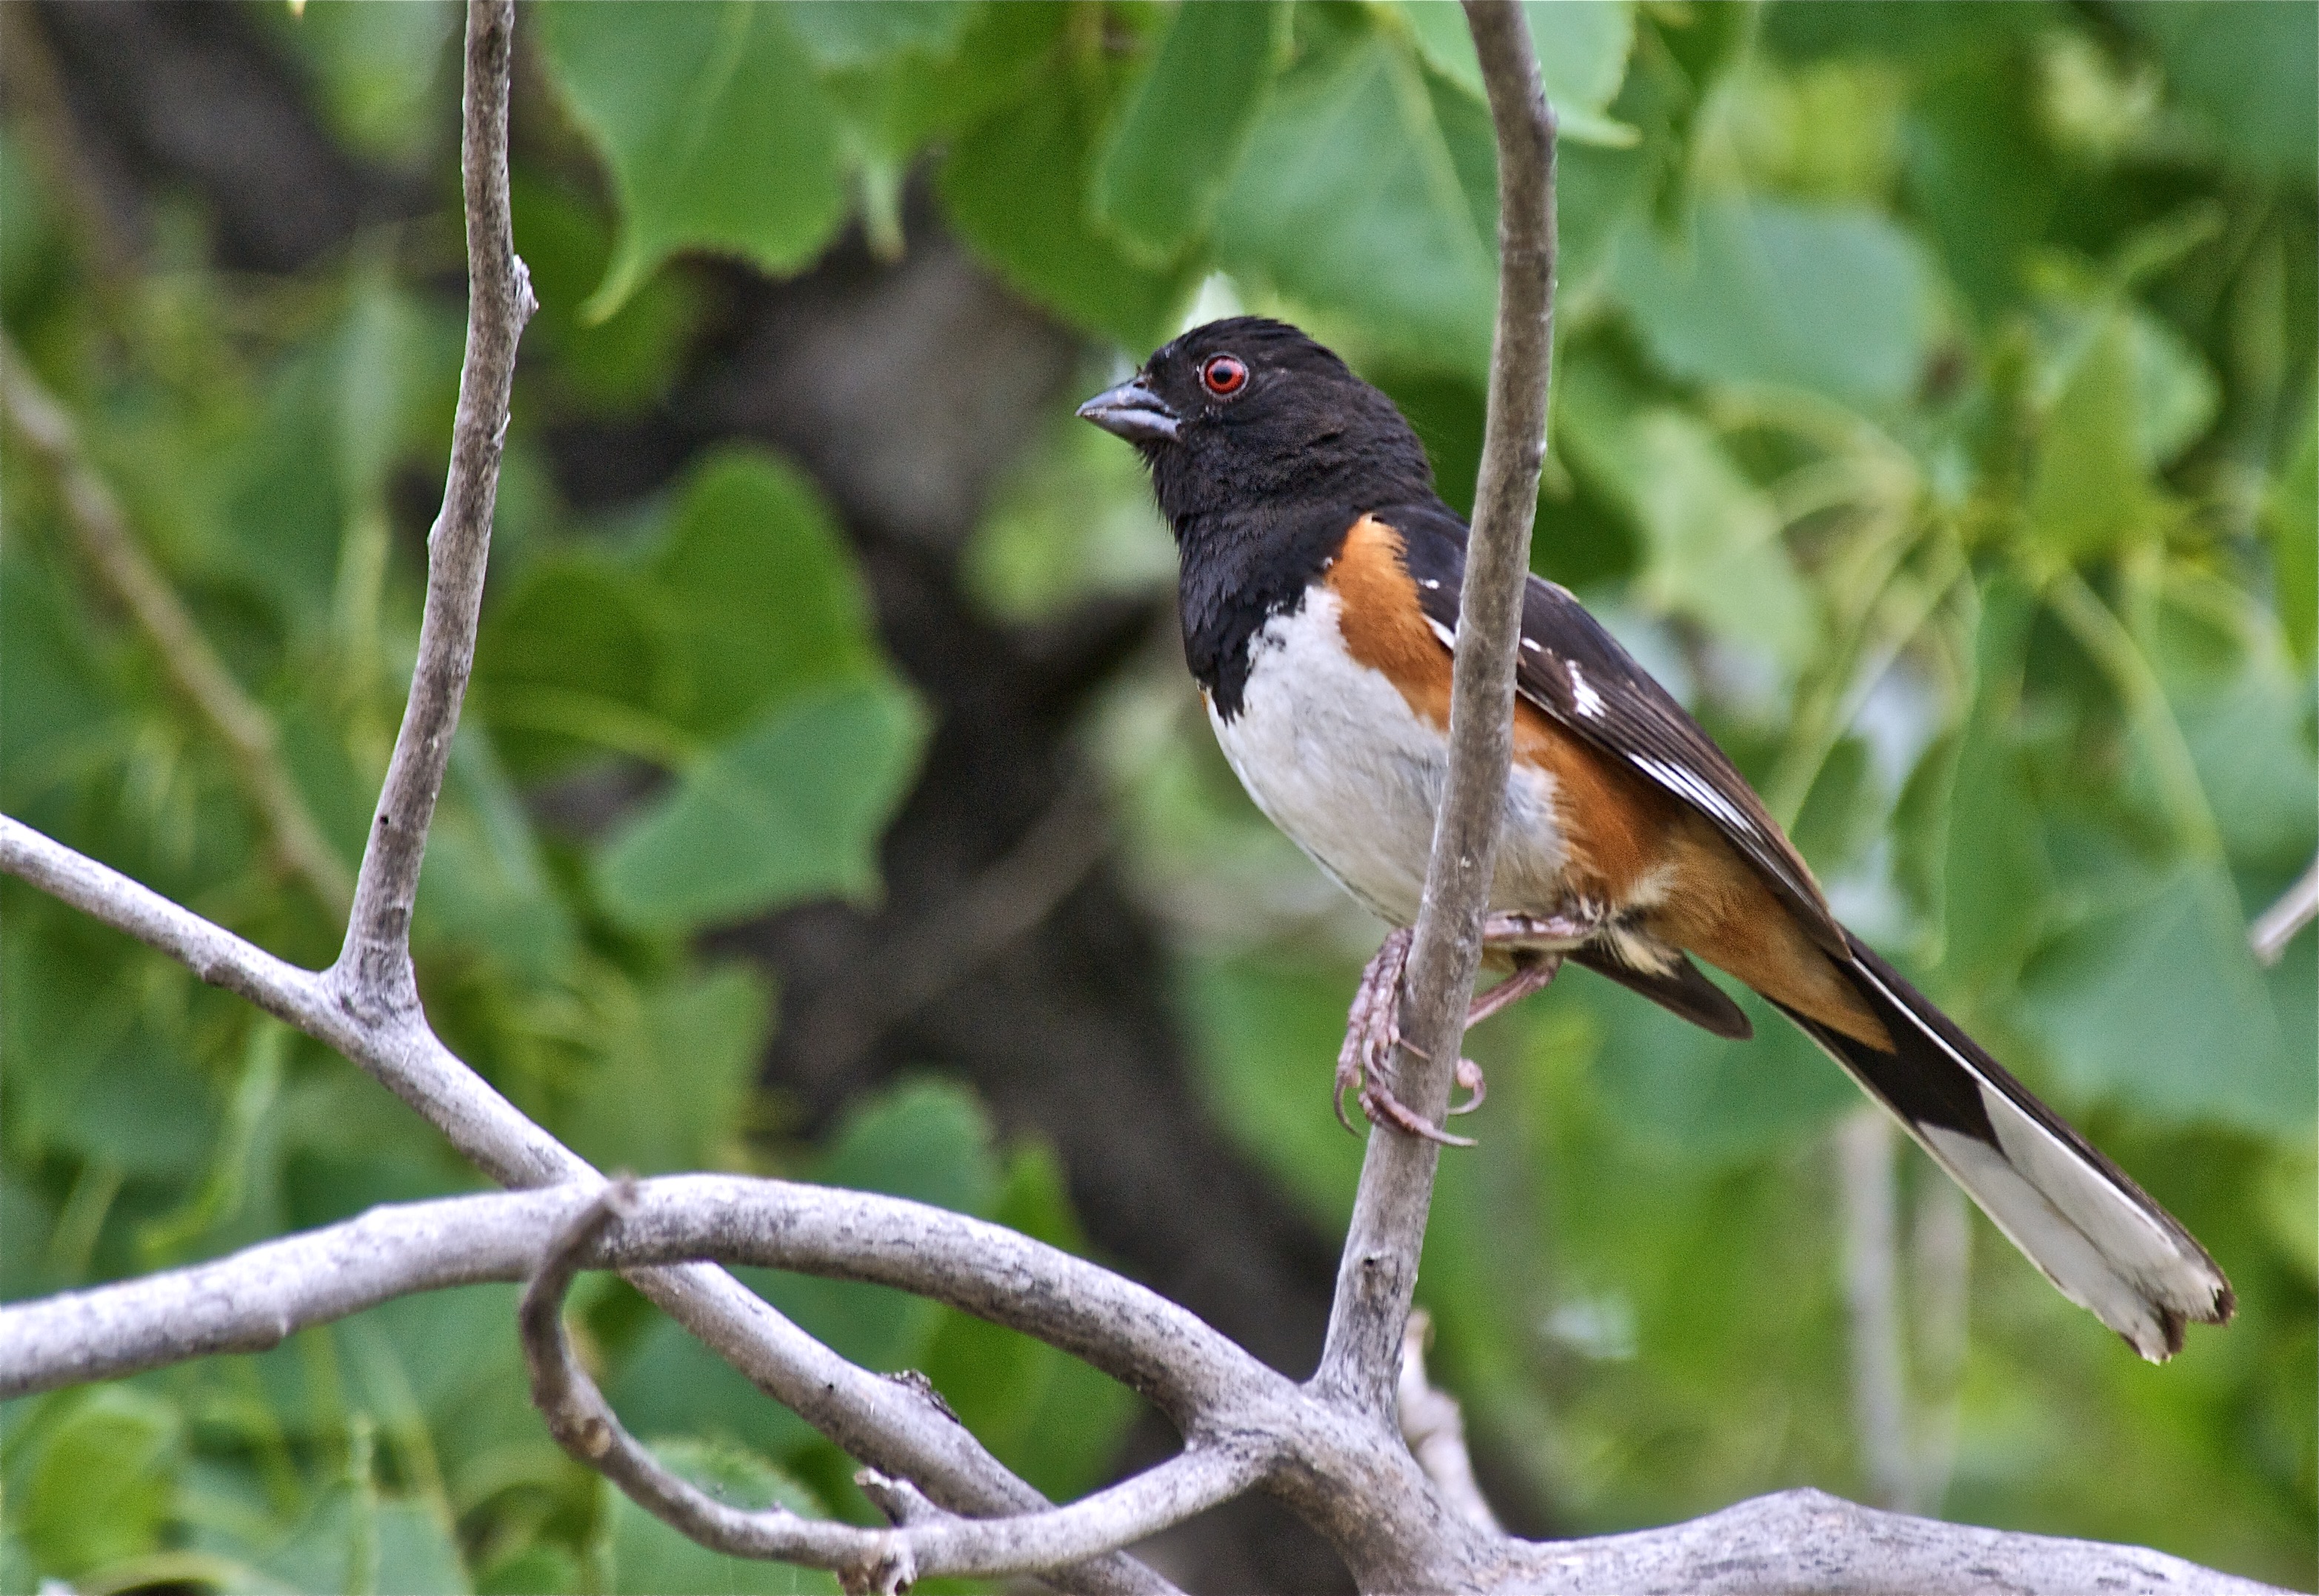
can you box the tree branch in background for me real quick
[0,1173,2280,1592]
[1315,0,1559,1421]
[1396,1310,1501,1534]
[2250,855,2319,966]
[1837,1110,1915,1512]
[0,340,356,918]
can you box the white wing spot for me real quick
[1424,616,1458,652]
[1521,638,1542,652]
[1418,578,1442,590]
[1566,659,1605,718]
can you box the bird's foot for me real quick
[1336,930,1560,1143]
[1335,929,1413,1135]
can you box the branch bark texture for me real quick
[0,1178,2280,1594]
[1315,0,1560,1423]
[0,4,2287,1594]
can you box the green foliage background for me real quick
[3,1,2313,1590]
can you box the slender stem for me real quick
[2250,855,2319,966]
[333,0,535,1015]
[0,340,356,917]
[1836,1109,1914,1512]
[1315,0,1558,1419]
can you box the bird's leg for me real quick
[1335,928,1413,1134]
[1338,929,1479,1145]
[1447,950,1563,1116]
[1437,912,1591,1117]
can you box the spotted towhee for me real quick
[1080,316,2231,1362]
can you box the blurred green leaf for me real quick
[1183,954,1369,1227]
[644,452,879,741]
[2026,312,2149,560]
[221,348,349,632]
[1092,1,1287,264]
[474,556,670,773]
[0,548,117,807]
[1941,581,2053,991]
[564,966,771,1176]
[1588,979,1859,1163]
[1559,374,1818,670]
[1212,22,1497,375]
[1900,44,2061,318]
[599,1438,836,1595]
[240,1473,470,1596]
[413,738,578,983]
[477,448,888,774]
[535,3,847,320]
[19,1387,181,1579]
[2268,399,2316,664]
[276,1,457,166]
[2126,2,2318,182]
[813,1,1063,172]
[813,1077,1002,1218]
[511,173,704,415]
[941,34,1187,349]
[781,1,977,70]
[597,678,927,931]
[2152,603,2316,870]
[2126,310,2220,470]
[2021,858,2306,1134]
[1615,198,1935,408]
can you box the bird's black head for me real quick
[1076,317,1435,538]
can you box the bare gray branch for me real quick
[1315,0,1560,1423]
[334,0,533,1013]
[0,1179,2280,1593]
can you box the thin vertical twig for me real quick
[1395,1310,1502,1533]
[1315,0,1559,1419]
[1909,1173,1971,1514]
[333,0,534,1015]
[1837,1109,1915,1512]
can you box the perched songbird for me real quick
[1079,315,2232,1362]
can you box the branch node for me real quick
[858,1469,947,1527]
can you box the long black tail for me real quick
[1775,932,2233,1361]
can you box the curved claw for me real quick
[1332,1068,1361,1136]
[1359,1081,1478,1148]
[1446,1055,1487,1117]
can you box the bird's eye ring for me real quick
[1200,355,1248,397]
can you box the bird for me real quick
[1078,315,2232,1363]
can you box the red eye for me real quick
[1200,355,1247,397]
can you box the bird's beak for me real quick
[1076,377,1179,444]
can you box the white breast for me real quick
[1207,587,1569,928]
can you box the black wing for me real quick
[1381,500,1843,958]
